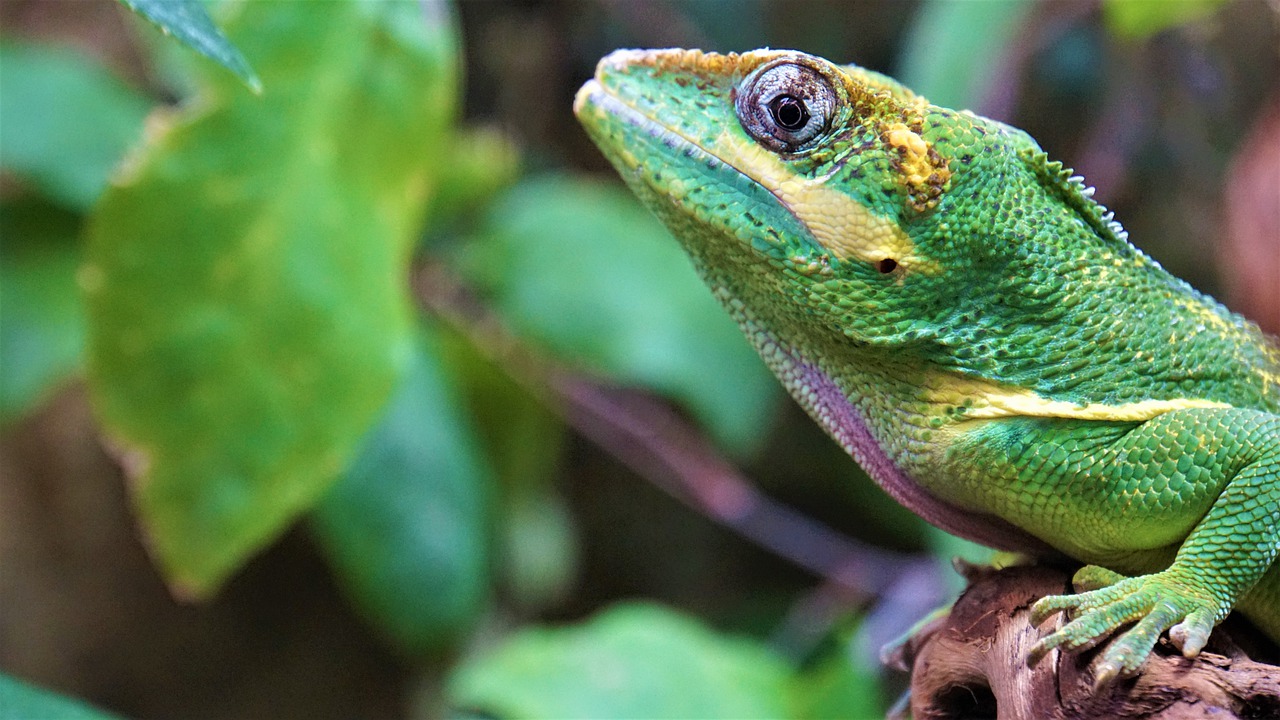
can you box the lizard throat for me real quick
[729,302,1060,556]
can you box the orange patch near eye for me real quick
[885,122,950,211]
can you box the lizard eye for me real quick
[736,61,837,153]
[769,95,809,130]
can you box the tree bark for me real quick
[888,565,1280,719]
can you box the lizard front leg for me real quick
[945,408,1280,682]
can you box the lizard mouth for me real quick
[574,66,818,258]
[574,79,745,184]
[573,50,759,186]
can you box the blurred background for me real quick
[1,0,1277,718]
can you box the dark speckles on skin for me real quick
[585,46,1280,413]
[580,50,1280,660]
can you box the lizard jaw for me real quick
[574,53,824,263]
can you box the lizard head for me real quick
[575,48,1072,365]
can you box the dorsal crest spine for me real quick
[1018,148,1133,251]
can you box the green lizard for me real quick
[574,48,1280,682]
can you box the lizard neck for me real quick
[725,290,1056,556]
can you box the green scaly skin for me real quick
[574,48,1280,682]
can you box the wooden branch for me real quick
[887,565,1280,720]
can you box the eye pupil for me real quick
[769,95,809,131]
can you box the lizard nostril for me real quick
[878,258,899,273]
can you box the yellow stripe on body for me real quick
[926,374,1232,422]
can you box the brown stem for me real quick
[899,565,1280,720]
[410,260,933,601]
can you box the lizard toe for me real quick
[1168,607,1215,657]
[1034,594,1147,654]
[1030,593,1084,625]
[1093,600,1184,684]
[1072,565,1126,593]
[1031,578,1132,624]
[1046,569,1227,675]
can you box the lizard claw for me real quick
[1092,659,1123,689]
[1026,635,1057,666]
[1025,565,1225,681]
[1028,564,1122,624]
[1028,592,1079,626]
[1168,607,1215,657]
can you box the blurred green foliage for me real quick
[1103,0,1230,39]
[312,331,493,655]
[448,603,795,719]
[83,0,460,595]
[459,174,780,456]
[897,0,1035,109]
[0,201,83,423]
[436,329,580,612]
[1,0,1273,717]
[0,674,118,720]
[0,41,150,210]
[448,603,882,719]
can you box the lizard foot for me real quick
[1026,565,1221,686]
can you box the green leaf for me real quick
[1103,0,1229,39]
[789,645,883,720]
[82,0,460,597]
[423,127,521,232]
[499,488,578,611]
[436,328,578,611]
[460,175,781,456]
[311,327,492,655]
[447,603,793,719]
[117,0,261,92]
[0,41,151,210]
[0,672,118,720]
[0,202,85,424]
[897,0,1037,110]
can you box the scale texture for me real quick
[575,48,1280,680]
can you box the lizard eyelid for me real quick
[736,60,838,153]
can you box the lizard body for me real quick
[574,48,1280,680]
